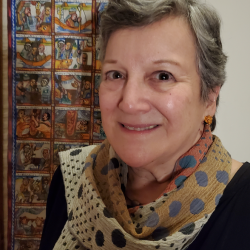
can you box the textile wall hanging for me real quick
[8,1,108,249]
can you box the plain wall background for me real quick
[206,0,250,161]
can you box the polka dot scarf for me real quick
[54,126,232,250]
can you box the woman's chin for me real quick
[115,149,153,168]
[121,158,147,168]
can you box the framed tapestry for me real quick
[7,1,108,249]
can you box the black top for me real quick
[40,162,250,250]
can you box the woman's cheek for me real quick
[99,87,115,116]
[157,92,188,124]
[156,92,176,115]
[100,82,123,109]
[99,84,109,110]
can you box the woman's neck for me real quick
[125,165,174,205]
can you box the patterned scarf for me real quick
[54,125,232,250]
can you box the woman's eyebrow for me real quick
[103,59,181,67]
[103,59,117,64]
[153,59,180,67]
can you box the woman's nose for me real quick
[118,77,151,114]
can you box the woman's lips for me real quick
[120,123,159,132]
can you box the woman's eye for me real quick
[106,71,124,80]
[156,72,173,81]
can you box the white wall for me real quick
[206,0,250,161]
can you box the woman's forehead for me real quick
[104,16,197,70]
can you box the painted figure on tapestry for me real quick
[40,76,51,104]
[16,142,50,171]
[36,2,52,26]
[16,109,30,138]
[16,81,27,104]
[38,148,50,171]
[63,38,74,59]
[42,113,51,126]
[31,110,51,138]
[15,207,46,236]
[37,44,47,61]
[16,1,52,33]
[77,52,88,69]
[55,38,65,59]
[15,176,50,204]
[55,2,92,33]
[16,73,51,105]
[55,38,74,69]
[55,38,92,69]
[76,120,88,133]
[82,80,91,101]
[65,7,82,27]
[20,41,32,60]
[77,38,92,69]
[16,37,52,69]
[16,2,33,31]
[18,144,35,170]
[16,108,51,139]
[55,74,91,105]
[29,75,41,104]
[55,108,90,139]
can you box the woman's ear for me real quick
[205,86,221,116]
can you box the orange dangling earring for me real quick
[204,115,213,125]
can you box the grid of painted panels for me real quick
[11,1,108,249]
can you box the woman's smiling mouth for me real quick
[121,124,159,131]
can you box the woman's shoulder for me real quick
[227,160,250,193]
[230,159,244,179]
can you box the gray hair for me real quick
[99,0,227,131]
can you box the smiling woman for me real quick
[100,17,217,175]
[40,1,249,250]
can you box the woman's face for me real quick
[100,16,217,170]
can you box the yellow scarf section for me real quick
[54,136,231,250]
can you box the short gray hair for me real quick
[99,0,227,131]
